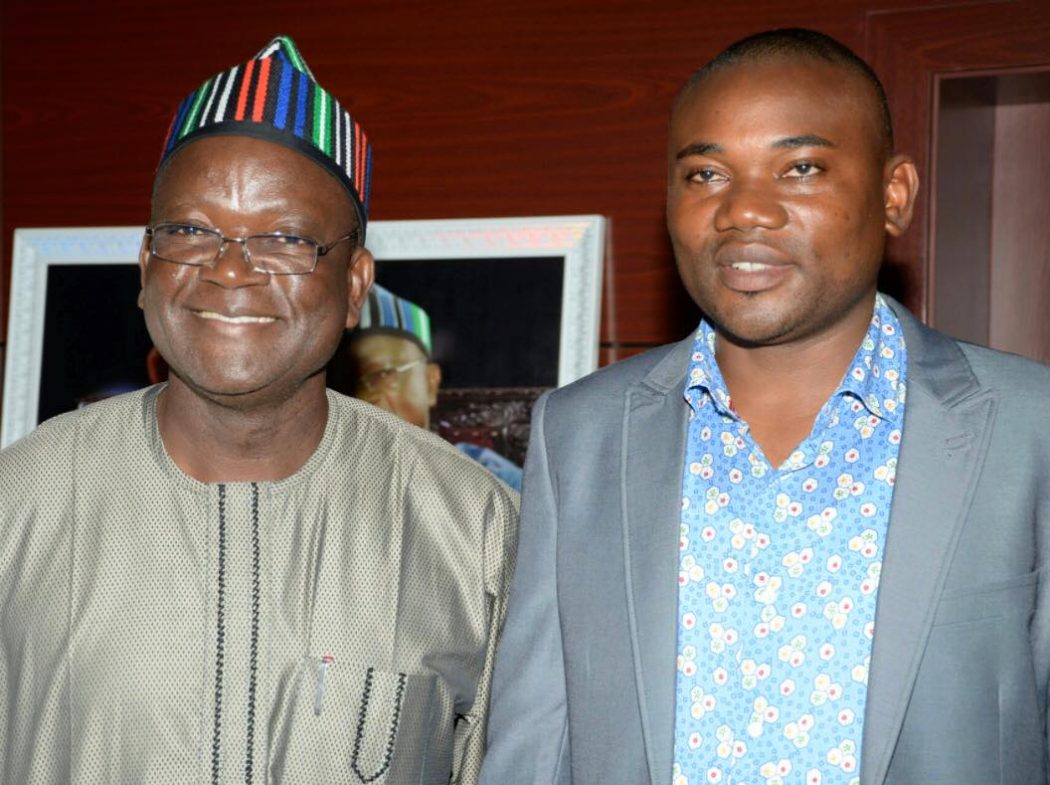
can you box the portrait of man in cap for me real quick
[329,283,524,491]
[0,36,517,785]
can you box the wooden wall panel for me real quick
[2,0,1046,384]
[867,0,1050,320]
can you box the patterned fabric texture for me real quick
[673,295,907,785]
[0,387,518,784]
[356,284,434,356]
[160,35,373,236]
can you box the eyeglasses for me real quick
[145,222,357,275]
[356,360,425,392]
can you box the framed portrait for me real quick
[1,216,607,453]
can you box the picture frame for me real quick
[1,216,607,449]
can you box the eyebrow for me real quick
[772,134,836,150]
[675,134,836,160]
[675,142,722,160]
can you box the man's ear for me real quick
[137,233,151,310]
[883,155,920,238]
[345,247,375,330]
[425,362,442,407]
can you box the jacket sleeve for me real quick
[451,463,520,784]
[479,392,572,785]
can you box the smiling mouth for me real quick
[193,310,276,325]
[729,262,780,272]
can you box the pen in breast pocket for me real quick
[314,655,334,716]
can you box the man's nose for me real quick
[199,237,271,288]
[713,179,788,233]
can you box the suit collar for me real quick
[861,297,996,785]
[622,334,692,784]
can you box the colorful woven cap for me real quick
[354,284,432,356]
[159,35,372,237]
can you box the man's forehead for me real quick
[671,57,884,150]
[152,135,356,220]
[682,55,870,108]
[349,332,426,363]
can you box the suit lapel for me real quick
[860,302,998,785]
[621,337,692,785]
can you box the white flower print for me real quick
[773,493,803,522]
[851,656,870,685]
[678,644,698,677]
[715,724,747,759]
[749,451,769,477]
[833,473,865,501]
[753,574,782,605]
[708,623,738,653]
[807,506,837,537]
[782,548,814,578]
[848,528,879,558]
[873,456,897,485]
[777,635,807,668]
[853,413,880,439]
[754,603,786,638]
[826,738,859,774]
[783,713,815,748]
[704,486,731,515]
[690,685,716,720]
[822,596,855,630]
[739,659,772,690]
[759,758,792,785]
[748,696,780,738]
[706,581,737,613]
[679,553,705,586]
[860,562,881,595]
[809,673,844,706]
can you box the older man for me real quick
[0,36,517,785]
[481,28,1050,785]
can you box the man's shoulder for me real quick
[888,296,1050,402]
[546,338,691,410]
[0,389,150,474]
[954,340,1050,390]
[0,390,152,521]
[327,391,519,502]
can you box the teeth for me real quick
[195,310,275,324]
[732,262,772,272]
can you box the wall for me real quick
[2,0,1049,386]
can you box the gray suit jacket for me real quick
[480,300,1050,785]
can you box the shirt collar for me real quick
[683,294,907,425]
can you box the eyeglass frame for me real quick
[144,222,358,276]
[355,359,427,392]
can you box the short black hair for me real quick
[680,28,894,156]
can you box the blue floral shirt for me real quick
[673,295,907,785]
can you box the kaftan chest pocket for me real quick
[268,659,454,784]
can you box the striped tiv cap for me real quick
[159,35,373,237]
[354,284,433,356]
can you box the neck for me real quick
[713,295,876,467]
[156,376,330,483]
